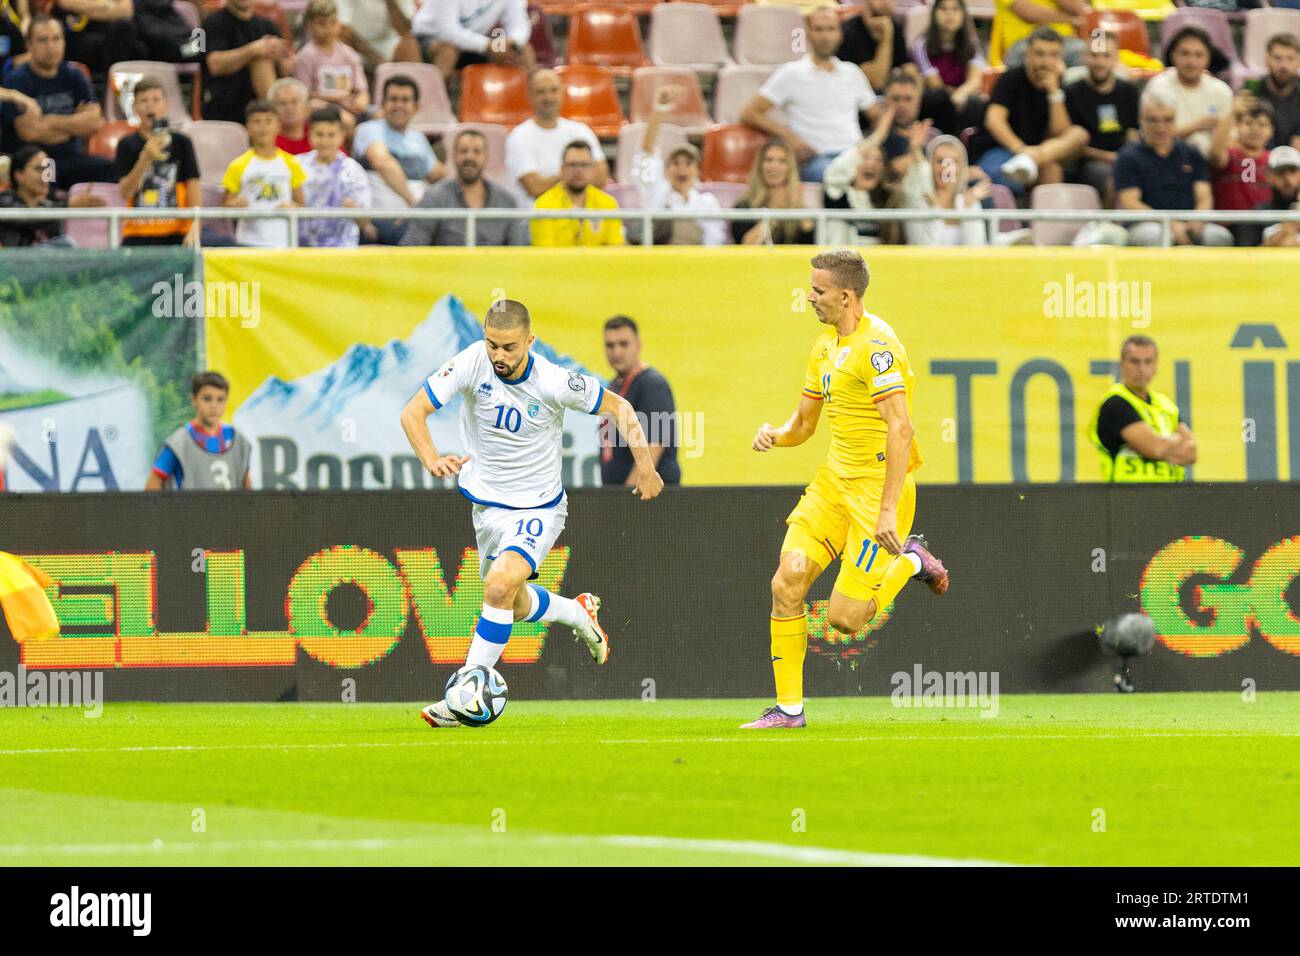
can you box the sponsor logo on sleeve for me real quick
[872,371,903,388]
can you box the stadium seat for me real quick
[582,0,659,15]
[199,181,236,241]
[1159,9,1242,79]
[371,62,455,136]
[65,182,123,249]
[87,120,135,160]
[1030,183,1101,246]
[1237,9,1300,87]
[254,1,294,43]
[630,67,715,134]
[982,67,1005,96]
[106,62,193,126]
[615,121,688,181]
[964,0,995,20]
[172,0,200,31]
[442,123,512,187]
[458,65,533,127]
[801,182,822,208]
[529,4,561,69]
[567,4,651,76]
[1077,10,1150,58]
[603,180,644,207]
[537,0,577,15]
[648,4,735,79]
[697,180,747,211]
[903,6,931,50]
[701,123,768,183]
[734,5,804,66]
[988,183,1023,233]
[188,120,251,185]
[555,64,626,137]
[713,64,779,125]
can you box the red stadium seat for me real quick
[88,120,136,160]
[529,4,561,69]
[580,0,660,16]
[567,4,651,77]
[982,67,1005,96]
[555,64,626,138]
[629,67,714,134]
[1076,10,1149,58]
[458,65,532,127]
[701,123,767,184]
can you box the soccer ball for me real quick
[444,665,508,726]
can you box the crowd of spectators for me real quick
[0,0,1297,248]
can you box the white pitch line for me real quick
[600,731,1300,744]
[0,730,1293,757]
[0,833,1020,867]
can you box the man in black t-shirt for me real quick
[970,27,1087,196]
[1065,31,1139,205]
[1246,32,1300,150]
[202,0,293,124]
[837,0,961,133]
[599,315,681,487]
[115,74,201,245]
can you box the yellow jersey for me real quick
[530,184,625,247]
[802,313,923,481]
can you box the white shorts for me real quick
[472,498,568,580]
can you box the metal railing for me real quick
[2,204,1299,249]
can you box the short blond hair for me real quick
[307,0,337,20]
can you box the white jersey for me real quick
[424,342,604,509]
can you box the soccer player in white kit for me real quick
[401,300,664,727]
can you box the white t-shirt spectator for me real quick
[334,0,415,62]
[221,148,307,248]
[1145,69,1232,157]
[630,150,726,246]
[757,56,877,157]
[505,116,602,206]
[410,0,531,52]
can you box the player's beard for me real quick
[495,354,526,378]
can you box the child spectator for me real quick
[300,106,371,247]
[913,0,988,132]
[629,86,725,246]
[294,0,368,138]
[146,371,252,491]
[1210,92,1273,241]
[115,74,201,246]
[221,98,306,248]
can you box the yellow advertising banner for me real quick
[204,246,1298,486]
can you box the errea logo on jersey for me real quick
[477,383,492,397]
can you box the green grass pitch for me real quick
[2,693,1298,866]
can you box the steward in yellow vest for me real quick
[1087,336,1196,482]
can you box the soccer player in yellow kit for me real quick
[742,249,949,729]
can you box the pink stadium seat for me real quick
[442,123,512,187]
[1030,183,1101,246]
[188,120,250,184]
[200,181,235,241]
[372,62,455,136]
[801,181,822,209]
[714,64,778,125]
[65,183,123,249]
[697,180,747,208]
[734,6,804,66]
[1237,9,1300,86]
[602,180,644,207]
[1159,9,1242,78]
[904,5,931,50]
[630,67,715,134]
[616,122,689,182]
[173,0,200,31]
[648,4,735,79]
[106,61,193,126]
[988,182,1023,233]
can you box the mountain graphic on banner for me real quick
[235,294,604,490]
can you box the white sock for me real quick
[525,585,588,629]
[779,702,804,715]
[903,553,923,576]
[465,603,513,668]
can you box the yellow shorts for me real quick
[782,467,917,602]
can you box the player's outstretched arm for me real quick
[753,395,823,452]
[399,390,470,478]
[597,389,664,500]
